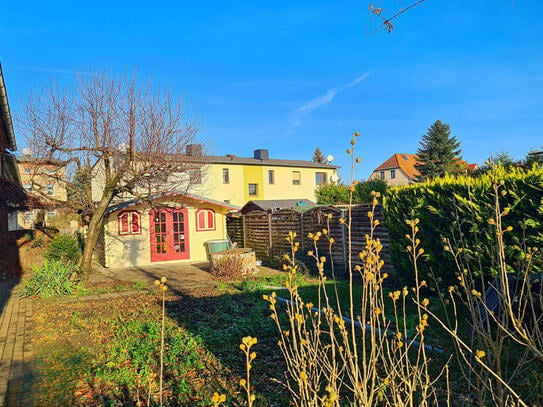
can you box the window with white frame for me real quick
[24,183,33,192]
[47,210,57,219]
[46,184,54,196]
[23,211,34,225]
[118,211,142,235]
[196,209,215,231]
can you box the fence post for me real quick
[341,208,348,274]
[268,213,273,262]
[300,212,305,251]
[242,215,247,248]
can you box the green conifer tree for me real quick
[312,147,326,164]
[415,120,462,181]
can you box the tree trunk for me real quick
[79,180,117,274]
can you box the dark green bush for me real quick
[45,233,81,264]
[21,260,79,298]
[316,183,351,205]
[383,166,543,286]
[354,179,387,203]
[316,180,388,205]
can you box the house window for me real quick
[196,209,216,231]
[248,183,258,196]
[268,170,275,184]
[23,211,34,225]
[316,172,327,185]
[222,168,230,184]
[24,167,31,174]
[46,184,54,196]
[45,167,55,175]
[390,169,396,179]
[379,171,385,180]
[189,168,202,184]
[24,183,33,192]
[118,211,142,235]
[47,210,56,219]
[292,171,301,185]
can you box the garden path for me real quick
[0,280,33,406]
[90,262,218,293]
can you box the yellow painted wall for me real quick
[197,164,337,206]
[261,166,336,203]
[18,162,67,201]
[194,164,246,206]
[242,165,263,202]
[103,197,229,269]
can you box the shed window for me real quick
[118,211,141,235]
[196,209,216,231]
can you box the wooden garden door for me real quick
[150,208,190,262]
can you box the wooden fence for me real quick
[226,205,390,275]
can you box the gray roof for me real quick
[241,199,317,213]
[0,63,16,151]
[204,155,339,169]
[105,191,240,215]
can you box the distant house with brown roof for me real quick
[369,153,478,186]
[369,154,419,186]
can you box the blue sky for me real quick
[2,0,542,180]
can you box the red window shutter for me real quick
[120,214,129,234]
[207,211,214,229]
[198,211,206,229]
[132,213,140,233]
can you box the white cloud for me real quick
[287,71,373,135]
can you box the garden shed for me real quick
[102,192,239,268]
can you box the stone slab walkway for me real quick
[91,261,218,294]
[0,281,33,406]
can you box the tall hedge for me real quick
[382,166,543,285]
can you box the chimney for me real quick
[186,144,203,156]
[253,149,269,160]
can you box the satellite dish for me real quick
[326,155,335,163]
[330,174,339,183]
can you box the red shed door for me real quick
[150,208,190,262]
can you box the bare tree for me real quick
[20,73,201,273]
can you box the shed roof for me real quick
[106,191,240,215]
[240,199,317,214]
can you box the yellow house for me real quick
[188,148,339,207]
[14,154,68,229]
[102,192,239,268]
[90,146,337,267]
